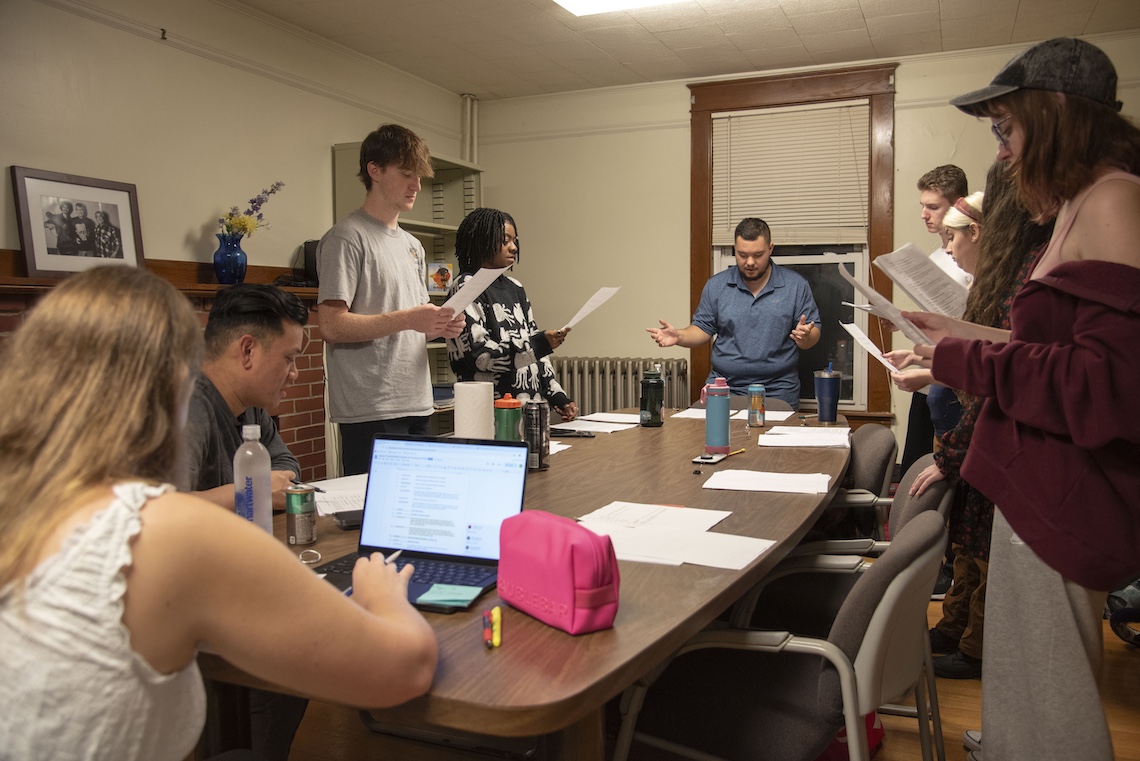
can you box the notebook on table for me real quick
[313,434,529,613]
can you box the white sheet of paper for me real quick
[757,428,851,448]
[702,469,832,494]
[310,473,368,516]
[582,412,641,424]
[580,523,774,570]
[578,501,730,532]
[837,264,931,345]
[441,266,511,315]
[562,286,620,330]
[549,441,573,454]
[765,410,795,422]
[550,419,638,433]
[873,242,969,318]
[671,408,748,420]
[840,322,899,373]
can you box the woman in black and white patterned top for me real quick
[446,208,578,421]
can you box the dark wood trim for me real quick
[688,110,713,401]
[686,64,897,417]
[0,249,316,299]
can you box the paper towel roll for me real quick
[454,381,495,439]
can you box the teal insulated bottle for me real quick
[704,377,730,454]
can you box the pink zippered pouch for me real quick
[498,511,620,635]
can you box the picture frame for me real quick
[10,166,145,278]
[427,261,454,293]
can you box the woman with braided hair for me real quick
[447,208,578,421]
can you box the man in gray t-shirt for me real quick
[317,124,464,475]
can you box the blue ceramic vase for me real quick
[213,231,247,284]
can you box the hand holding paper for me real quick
[837,264,931,345]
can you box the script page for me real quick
[872,243,969,317]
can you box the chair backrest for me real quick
[846,424,898,496]
[889,453,954,538]
[822,510,947,716]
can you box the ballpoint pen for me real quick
[726,448,746,457]
[384,550,403,565]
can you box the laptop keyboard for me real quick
[319,554,492,586]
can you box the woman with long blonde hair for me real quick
[0,267,437,760]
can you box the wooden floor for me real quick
[288,603,1140,760]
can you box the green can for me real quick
[285,484,317,546]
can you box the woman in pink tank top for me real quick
[904,39,1140,761]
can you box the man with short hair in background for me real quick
[647,217,821,410]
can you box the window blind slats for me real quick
[712,103,870,246]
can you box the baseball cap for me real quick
[950,38,1122,116]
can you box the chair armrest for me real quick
[790,538,877,557]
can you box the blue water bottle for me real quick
[704,377,731,454]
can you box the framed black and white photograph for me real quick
[11,166,145,278]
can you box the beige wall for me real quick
[0,0,465,266]
[480,31,1140,444]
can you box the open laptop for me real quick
[313,434,528,613]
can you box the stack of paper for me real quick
[312,473,367,516]
[757,426,851,448]
[577,501,774,570]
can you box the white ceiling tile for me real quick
[801,29,877,56]
[622,56,699,79]
[940,0,1019,21]
[1086,0,1140,32]
[870,30,943,57]
[866,10,940,37]
[859,0,938,17]
[652,23,733,48]
[786,7,868,34]
[739,42,816,68]
[1012,11,1097,42]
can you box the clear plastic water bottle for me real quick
[234,424,272,533]
[704,377,731,454]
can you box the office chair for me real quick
[725,453,953,761]
[802,423,898,544]
[613,510,948,761]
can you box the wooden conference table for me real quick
[199,410,849,759]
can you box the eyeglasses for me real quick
[991,116,1012,149]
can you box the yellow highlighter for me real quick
[491,605,502,648]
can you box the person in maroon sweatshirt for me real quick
[906,38,1140,761]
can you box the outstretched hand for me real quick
[647,319,680,348]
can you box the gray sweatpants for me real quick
[982,509,1112,760]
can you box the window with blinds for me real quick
[711,100,870,246]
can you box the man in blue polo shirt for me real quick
[648,217,820,409]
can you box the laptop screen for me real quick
[359,436,528,561]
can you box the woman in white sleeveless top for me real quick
[906,38,1140,761]
[0,267,437,761]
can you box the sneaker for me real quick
[933,650,982,679]
[963,729,982,752]
[930,564,953,600]
[928,627,960,655]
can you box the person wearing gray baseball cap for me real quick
[902,38,1140,761]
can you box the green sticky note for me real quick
[417,584,483,607]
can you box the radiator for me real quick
[550,356,689,417]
